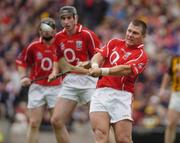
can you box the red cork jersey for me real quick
[16,38,62,86]
[55,24,101,66]
[97,38,148,93]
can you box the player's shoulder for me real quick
[55,30,64,37]
[107,38,125,46]
[110,38,124,43]
[81,25,96,35]
[55,30,67,41]
[27,38,41,48]
[135,44,148,60]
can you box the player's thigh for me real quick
[166,109,180,126]
[90,112,110,133]
[79,88,95,104]
[112,120,132,141]
[28,84,46,108]
[58,86,79,102]
[28,106,45,124]
[45,85,61,108]
[52,97,77,122]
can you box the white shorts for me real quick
[28,83,61,109]
[62,74,97,89]
[58,86,95,104]
[58,74,97,104]
[90,87,133,123]
[169,91,180,112]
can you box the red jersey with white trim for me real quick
[97,38,148,93]
[16,38,61,86]
[55,24,101,66]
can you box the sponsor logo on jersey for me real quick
[76,41,82,49]
[37,52,43,59]
[44,50,52,53]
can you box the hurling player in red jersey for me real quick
[48,6,101,143]
[88,19,148,143]
[16,17,62,143]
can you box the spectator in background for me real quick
[16,17,62,143]
[88,19,148,143]
[73,0,108,29]
[159,55,180,143]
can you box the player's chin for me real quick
[126,41,134,46]
[65,26,72,31]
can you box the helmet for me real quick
[40,17,56,30]
[59,6,77,17]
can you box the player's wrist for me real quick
[101,68,110,76]
[91,63,99,68]
[20,75,28,80]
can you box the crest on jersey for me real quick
[123,52,131,60]
[60,42,65,50]
[37,52,43,59]
[138,63,144,69]
[76,41,82,49]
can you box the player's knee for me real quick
[166,117,178,129]
[29,119,41,128]
[51,116,64,129]
[94,128,108,141]
[167,121,177,129]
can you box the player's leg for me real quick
[89,88,111,143]
[108,89,133,143]
[164,109,179,143]
[27,84,46,143]
[51,97,77,143]
[109,127,116,143]
[27,106,44,143]
[165,92,180,143]
[90,112,110,143]
[112,120,133,143]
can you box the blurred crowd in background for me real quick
[0,0,180,142]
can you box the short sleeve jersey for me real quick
[55,24,101,66]
[16,38,62,86]
[97,38,148,93]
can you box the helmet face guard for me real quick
[39,17,56,41]
[59,6,77,17]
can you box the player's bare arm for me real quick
[89,64,132,77]
[89,52,132,77]
[48,57,89,82]
[48,61,60,81]
[76,61,91,69]
[91,52,105,68]
[58,57,89,74]
[159,73,170,96]
[17,66,31,86]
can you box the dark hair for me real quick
[131,19,147,35]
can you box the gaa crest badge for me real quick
[76,41,82,49]
[60,42,65,50]
[123,52,131,60]
[37,52,43,59]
